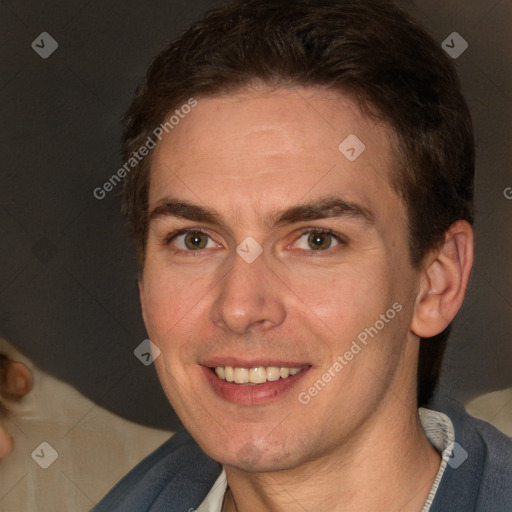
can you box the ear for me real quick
[411,220,474,338]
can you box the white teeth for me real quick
[234,367,249,384]
[214,365,305,384]
[225,366,234,382]
[266,366,281,382]
[249,367,267,384]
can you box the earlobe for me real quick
[411,220,474,338]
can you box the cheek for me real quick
[292,263,388,326]
[313,267,406,361]
[142,282,174,338]
[142,270,216,372]
[142,266,207,336]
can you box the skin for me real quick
[140,86,473,511]
[0,360,33,459]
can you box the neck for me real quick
[223,408,441,512]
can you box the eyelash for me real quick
[164,227,346,256]
[292,228,346,255]
[164,228,217,256]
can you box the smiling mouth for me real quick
[211,365,308,385]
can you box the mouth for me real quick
[201,361,311,405]
[212,365,306,384]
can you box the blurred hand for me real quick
[0,359,33,459]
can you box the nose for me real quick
[210,249,287,335]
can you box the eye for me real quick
[167,229,219,252]
[294,229,342,251]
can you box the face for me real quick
[140,87,422,472]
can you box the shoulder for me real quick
[444,397,512,470]
[431,397,512,511]
[92,430,222,512]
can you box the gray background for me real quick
[1,0,511,431]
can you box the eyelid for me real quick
[165,227,211,241]
[164,226,346,253]
[165,228,221,252]
[288,227,346,250]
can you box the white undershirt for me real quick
[197,407,455,512]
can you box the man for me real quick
[93,0,512,510]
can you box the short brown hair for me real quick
[120,0,475,407]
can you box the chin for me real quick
[198,432,303,473]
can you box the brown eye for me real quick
[307,231,333,250]
[183,231,208,250]
[167,229,221,254]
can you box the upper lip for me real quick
[201,358,310,368]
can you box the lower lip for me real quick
[201,366,311,405]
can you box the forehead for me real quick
[149,86,402,229]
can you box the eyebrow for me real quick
[148,196,374,229]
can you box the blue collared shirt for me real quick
[91,399,512,512]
